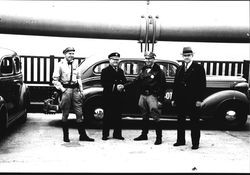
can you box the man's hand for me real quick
[157,101,163,108]
[62,88,67,93]
[196,101,202,107]
[117,84,124,92]
[80,90,85,99]
[171,100,176,107]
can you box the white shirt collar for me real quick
[186,60,193,69]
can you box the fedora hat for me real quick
[181,47,194,55]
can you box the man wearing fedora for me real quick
[171,47,206,150]
[101,52,127,141]
[52,47,94,142]
[125,52,166,145]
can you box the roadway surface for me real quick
[0,113,249,173]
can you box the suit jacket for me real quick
[172,62,206,110]
[101,65,127,110]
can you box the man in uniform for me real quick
[171,47,206,150]
[125,52,166,145]
[101,52,127,141]
[52,47,94,142]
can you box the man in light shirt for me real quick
[52,47,94,142]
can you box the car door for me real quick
[156,61,178,115]
[119,60,146,115]
[0,56,21,116]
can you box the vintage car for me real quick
[0,47,30,137]
[77,56,249,129]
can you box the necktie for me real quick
[185,63,188,72]
[69,63,73,83]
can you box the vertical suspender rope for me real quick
[151,16,156,53]
[144,17,149,55]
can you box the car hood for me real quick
[206,75,246,88]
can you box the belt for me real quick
[62,83,78,89]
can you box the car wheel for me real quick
[83,97,104,127]
[217,101,248,129]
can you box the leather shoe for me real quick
[134,135,148,141]
[79,135,95,142]
[63,137,70,142]
[154,138,162,145]
[113,136,125,140]
[102,137,109,141]
[191,145,199,150]
[173,142,185,146]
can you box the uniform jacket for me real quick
[126,63,166,102]
[101,65,127,107]
[172,61,206,106]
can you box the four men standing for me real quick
[52,46,206,149]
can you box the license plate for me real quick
[164,89,173,101]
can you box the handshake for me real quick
[116,84,125,92]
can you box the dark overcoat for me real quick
[172,62,206,113]
[101,65,127,114]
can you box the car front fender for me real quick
[19,83,29,106]
[201,90,249,118]
[82,86,103,104]
[0,96,5,109]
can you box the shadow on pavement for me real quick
[47,117,250,131]
[1,115,249,144]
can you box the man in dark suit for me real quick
[101,52,127,141]
[171,47,206,150]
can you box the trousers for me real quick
[60,88,83,123]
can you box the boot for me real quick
[77,122,95,142]
[62,122,70,142]
[154,137,162,145]
[134,128,148,141]
[154,123,162,145]
[134,134,148,141]
[134,119,148,141]
[113,128,124,140]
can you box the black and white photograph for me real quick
[0,0,249,173]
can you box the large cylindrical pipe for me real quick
[0,2,249,43]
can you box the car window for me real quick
[157,62,177,78]
[14,56,21,74]
[0,57,13,75]
[119,61,145,75]
[93,62,109,74]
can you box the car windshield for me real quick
[119,60,145,75]
[14,56,21,73]
[119,60,177,78]
[0,57,13,75]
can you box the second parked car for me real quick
[76,55,249,129]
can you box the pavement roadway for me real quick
[0,113,249,173]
